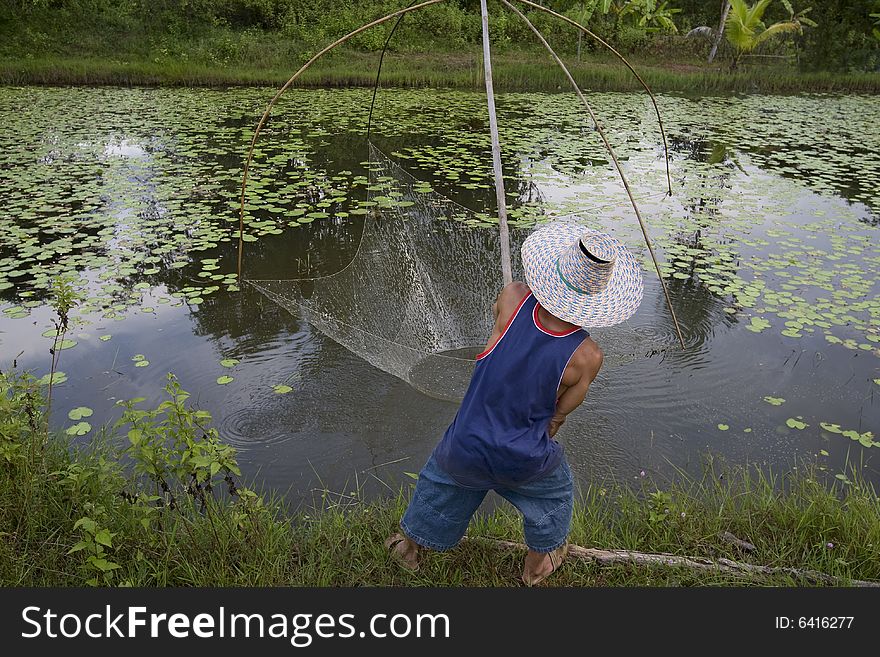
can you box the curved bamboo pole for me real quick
[502,0,685,348]
[512,0,672,197]
[237,0,447,279]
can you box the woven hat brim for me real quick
[521,222,644,328]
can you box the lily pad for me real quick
[746,317,771,333]
[65,422,92,436]
[220,358,240,368]
[785,418,808,430]
[38,372,67,386]
[273,384,293,394]
[820,422,843,434]
[68,406,93,420]
[216,375,234,385]
[763,396,785,406]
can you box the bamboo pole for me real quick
[237,0,447,280]
[512,0,672,197]
[480,0,513,286]
[502,0,685,348]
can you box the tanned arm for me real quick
[548,341,603,438]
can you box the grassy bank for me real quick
[2,367,879,587]
[3,51,880,94]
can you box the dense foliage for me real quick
[1,0,878,71]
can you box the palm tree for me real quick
[725,0,803,69]
[708,1,732,64]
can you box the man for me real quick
[386,223,644,585]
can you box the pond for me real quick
[0,86,878,505]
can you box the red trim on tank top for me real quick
[533,303,581,337]
[475,292,532,360]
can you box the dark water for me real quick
[0,87,877,505]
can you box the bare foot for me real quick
[522,543,568,586]
[384,532,421,571]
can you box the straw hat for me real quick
[521,222,643,327]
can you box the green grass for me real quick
[292,464,880,587]
[2,51,879,94]
[2,368,879,587]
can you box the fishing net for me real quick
[248,143,680,403]
[249,144,513,401]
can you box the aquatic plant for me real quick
[45,275,79,431]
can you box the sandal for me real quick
[522,542,569,586]
[384,532,421,572]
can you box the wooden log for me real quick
[464,537,880,587]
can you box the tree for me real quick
[796,0,878,72]
[779,0,818,65]
[562,2,598,61]
[619,0,681,33]
[724,0,805,68]
[707,1,731,64]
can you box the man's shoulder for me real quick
[501,281,531,302]
[496,281,532,318]
[571,337,604,378]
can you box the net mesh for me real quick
[250,144,517,401]
[248,143,673,402]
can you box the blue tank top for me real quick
[433,292,588,489]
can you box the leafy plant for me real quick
[781,0,817,28]
[618,0,681,33]
[116,373,241,512]
[68,510,121,586]
[647,490,675,524]
[725,0,811,68]
[46,275,79,426]
[588,0,681,33]
[0,369,40,467]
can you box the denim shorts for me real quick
[400,453,574,553]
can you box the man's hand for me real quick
[548,414,565,438]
